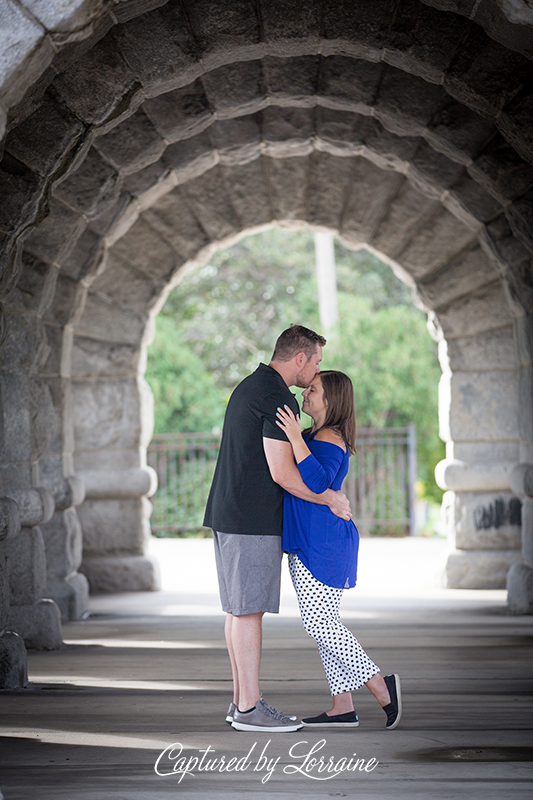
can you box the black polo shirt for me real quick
[203,363,300,535]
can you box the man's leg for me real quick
[226,611,264,711]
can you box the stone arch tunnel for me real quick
[1,0,533,688]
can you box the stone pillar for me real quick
[0,496,27,689]
[74,375,159,593]
[433,317,522,588]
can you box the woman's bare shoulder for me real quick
[313,428,347,452]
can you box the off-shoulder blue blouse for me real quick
[282,433,359,589]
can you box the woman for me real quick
[276,370,401,729]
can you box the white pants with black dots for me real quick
[288,553,379,696]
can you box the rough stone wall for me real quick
[1,0,533,687]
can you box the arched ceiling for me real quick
[1,0,533,357]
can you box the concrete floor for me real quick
[1,537,532,799]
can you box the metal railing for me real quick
[147,423,416,536]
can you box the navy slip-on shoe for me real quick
[383,673,402,730]
[301,710,359,728]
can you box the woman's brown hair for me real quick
[306,370,357,455]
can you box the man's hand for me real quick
[326,489,352,520]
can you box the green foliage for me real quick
[145,316,227,433]
[146,228,444,501]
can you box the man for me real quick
[203,325,351,732]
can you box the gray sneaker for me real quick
[232,697,303,732]
[225,695,297,724]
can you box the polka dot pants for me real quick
[288,553,379,696]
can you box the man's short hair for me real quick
[271,324,326,362]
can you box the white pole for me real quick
[314,231,338,335]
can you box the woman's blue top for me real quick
[282,432,359,589]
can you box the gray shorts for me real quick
[213,531,282,615]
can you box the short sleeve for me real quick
[262,391,300,441]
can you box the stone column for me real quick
[74,374,159,593]
[433,315,522,588]
[0,496,27,689]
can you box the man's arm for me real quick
[263,437,352,520]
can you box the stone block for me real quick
[443,325,517,372]
[514,314,533,367]
[265,155,310,223]
[0,307,49,373]
[8,598,62,650]
[0,1,53,109]
[201,60,265,119]
[0,496,20,543]
[177,166,242,242]
[425,95,497,166]
[339,159,403,247]
[506,190,533,252]
[363,118,420,171]
[260,0,321,57]
[94,110,166,175]
[54,147,122,219]
[261,106,314,155]
[78,497,151,555]
[90,252,161,310]
[0,152,44,236]
[474,0,533,59]
[52,34,142,126]
[444,26,532,119]
[439,370,519,442]
[219,159,272,230]
[407,141,464,198]
[374,65,446,137]
[519,364,533,442]
[435,459,515,492]
[4,93,85,177]
[90,192,136,242]
[43,273,86,327]
[300,152,347,231]
[80,553,159,593]
[386,0,470,83]
[318,56,384,114]
[398,208,478,280]
[5,526,47,604]
[72,378,144,452]
[142,80,213,143]
[183,0,262,71]
[41,507,83,580]
[39,456,85,511]
[480,214,531,269]
[74,446,144,474]
[371,178,439,260]
[209,116,262,166]
[416,245,500,310]
[451,491,522,550]
[0,631,27,690]
[75,292,148,344]
[263,55,319,103]
[123,160,166,198]
[162,130,218,183]
[521,497,533,564]
[497,90,533,166]
[0,373,31,462]
[111,215,178,283]
[143,189,211,261]
[446,548,522,589]
[114,1,170,25]
[321,0,390,61]
[7,250,58,314]
[506,562,533,614]
[112,4,200,97]
[59,227,105,282]
[45,571,89,621]
[451,441,519,464]
[504,261,533,320]
[71,335,140,380]
[79,466,157,500]
[468,133,533,203]
[447,174,504,224]
[24,197,86,266]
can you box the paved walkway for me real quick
[1,537,532,799]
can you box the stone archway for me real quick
[1,0,532,688]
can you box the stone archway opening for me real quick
[1,1,532,688]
